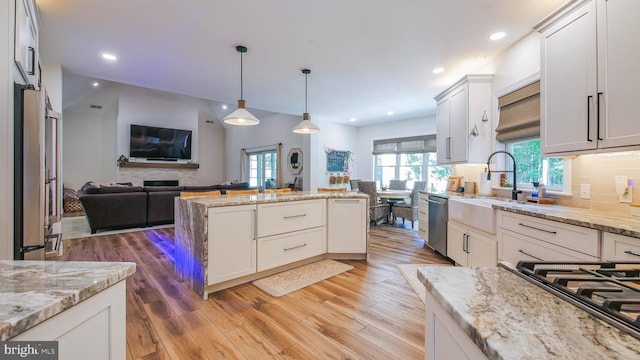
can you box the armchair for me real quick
[391,181,426,229]
[357,181,389,226]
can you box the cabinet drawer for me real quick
[258,200,325,237]
[500,229,598,266]
[602,232,640,261]
[257,227,326,272]
[497,211,599,257]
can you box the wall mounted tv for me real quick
[129,124,192,160]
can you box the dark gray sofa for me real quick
[77,182,250,233]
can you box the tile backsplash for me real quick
[453,151,640,216]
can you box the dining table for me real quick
[377,189,412,224]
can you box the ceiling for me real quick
[35,0,566,126]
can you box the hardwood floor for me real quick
[55,222,451,359]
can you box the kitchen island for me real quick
[174,191,369,299]
[0,260,135,359]
[418,265,640,359]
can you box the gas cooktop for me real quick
[514,261,640,340]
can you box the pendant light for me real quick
[293,69,320,134]
[224,45,260,126]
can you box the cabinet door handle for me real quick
[586,95,593,142]
[518,249,544,261]
[446,137,451,159]
[597,92,603,141]
[284,214,306,219]
[253,209,257,241]
[517,222,557,234]
[624,250,640,258]
[462,234,468,253]
[284,243,307,251]
[27,46,35,75]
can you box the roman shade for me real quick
[495,81,540,142]
[372,135,437,154]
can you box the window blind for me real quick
[495,80,540,142]
[372,135,436,154]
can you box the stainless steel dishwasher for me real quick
[427,194,448,256]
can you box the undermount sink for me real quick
[448,197,504,234]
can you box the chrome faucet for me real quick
[486,150,521,201]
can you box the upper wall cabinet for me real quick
[435,74,493,164]
[537,0,640,155]
[15,0,39,89]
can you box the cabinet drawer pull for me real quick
[517,223,557,234]
[284,214,307,219]
[284,243,307,251]
[624,250,640,258]
[518,249,544,261]
[334,199,361,203]
[586,95,593,142]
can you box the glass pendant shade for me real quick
[293,69,320,134]
[224,46,259,126]
[223,100,260,126]
[293,113,320,134]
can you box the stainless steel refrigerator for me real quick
[14,83,46,260]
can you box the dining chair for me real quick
[349,179,361,191]
[357,181,389,226]
[264,188,292,194]
[225,189,259,196]
[180,190,221,198]
[389,179,407,190]
[391,181,426,229]
[317,187,347,192]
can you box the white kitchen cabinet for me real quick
[447,220,497,267]
[425,288,488,360]
[258,227,326,271]
[418,192,429,242]
[13,281,126,360]
[538,0,640,155]
[327,198,367,254]
[435,74,493,164]
[496,210,600,265]
[602,232,640,261]
[207,205,256,285]
[14,0,39,88]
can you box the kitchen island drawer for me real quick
[499,228,599,266]
[257,227,326,272]
[602,232,640,261]
[497,211,599,257]
[258,199,325,237]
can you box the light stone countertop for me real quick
[418,265,640,360]
[180,191,369,208]
[0,260,136,340]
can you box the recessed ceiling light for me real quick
[349,118,356,122]
[101,53,117,61]
[387,111,394,116]
[432,67,444,74]
[489,32,506,40]
[92,82,99,87]
[222,104,228,110]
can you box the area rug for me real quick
[397,263,452,303]
[252,259,353,297]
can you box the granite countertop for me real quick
[418,266,640,359]
[0,260,136,340]
[180,191,369,208]
[491,202,640,239]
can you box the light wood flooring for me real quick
[54,222,451,359]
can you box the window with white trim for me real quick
[247,150,278,190]
[506,138,571,193]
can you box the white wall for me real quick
[1,0,15,259]
[41,63,62,112]
[309,120,359,190]
[63,80,226,187]
[355,116,437,180]
[224,113,304,188]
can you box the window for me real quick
[247,150,278,190]
[374,152,451,191]
[507,139,570,193]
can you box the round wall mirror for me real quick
[287,148,303,175]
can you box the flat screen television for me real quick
[129,124,192,160]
